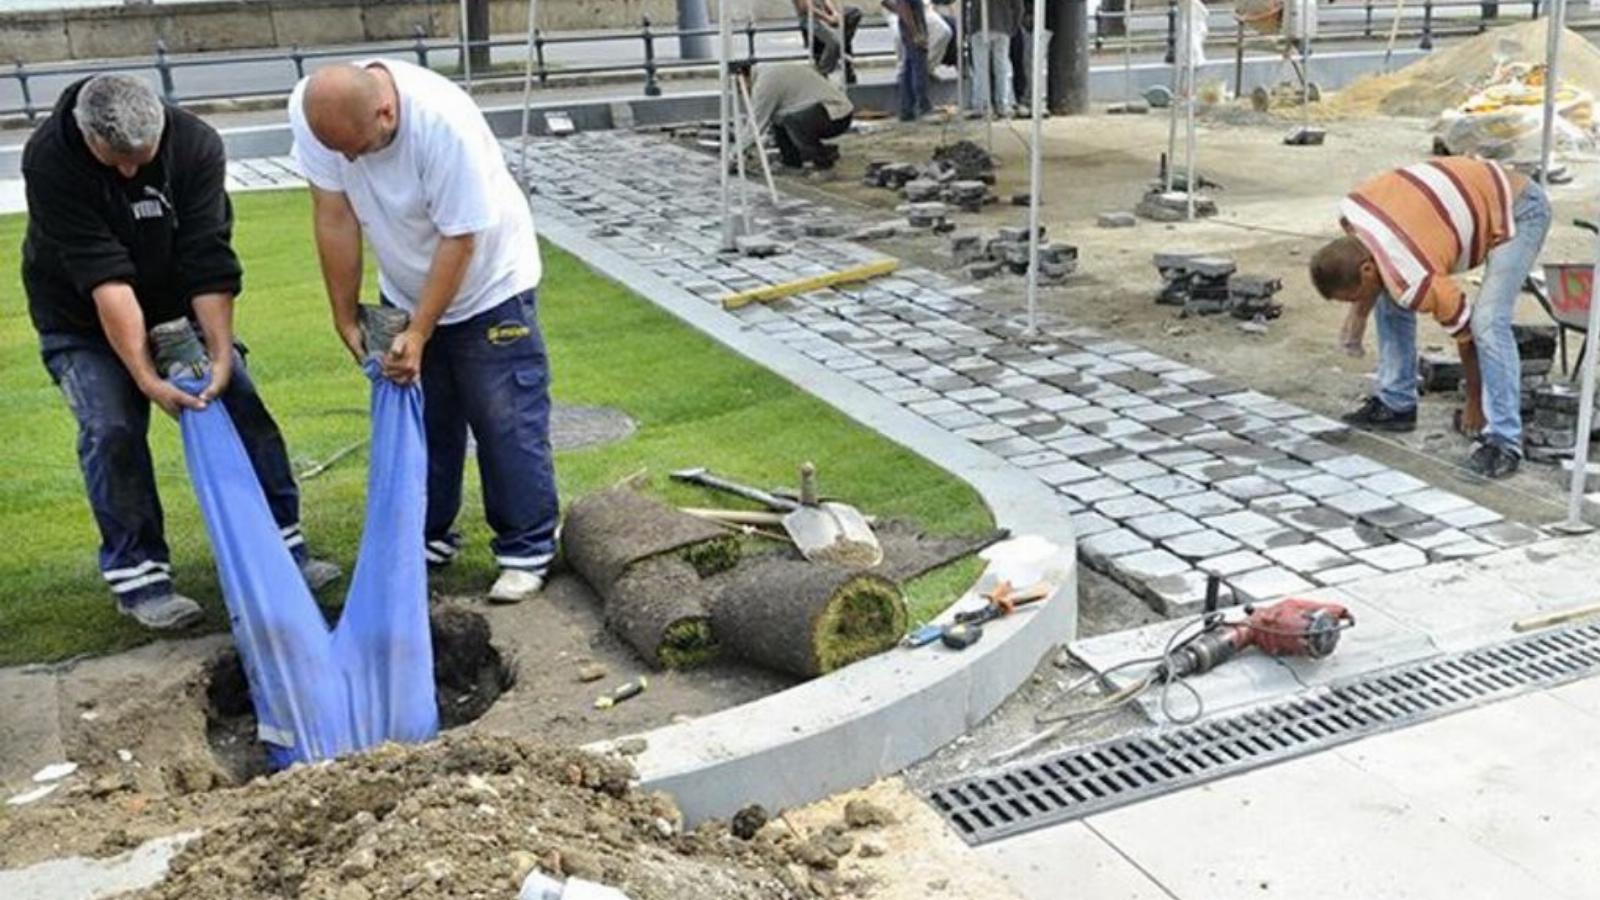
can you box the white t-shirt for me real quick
[289,59,540,325]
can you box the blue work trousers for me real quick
[416,290,559,576]
[40,333,304,607]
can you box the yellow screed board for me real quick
[719,258,901,310]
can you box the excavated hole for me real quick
[205,607,515,783]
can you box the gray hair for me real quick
[73,74,165,155]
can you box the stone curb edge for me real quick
[533,207,1080,824]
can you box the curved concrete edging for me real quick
[534,212,1079,824]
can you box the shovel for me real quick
[672,464,883,568]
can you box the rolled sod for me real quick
[711,559,907,677]
[562,488,736,668]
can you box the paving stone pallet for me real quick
[511,131,1542,618]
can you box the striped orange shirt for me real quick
[1339,158,1517,339]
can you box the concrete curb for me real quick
[534,211,1080,824]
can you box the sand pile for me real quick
[1310,20,1600,119]
[126,733,808,900]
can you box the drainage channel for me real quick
[927,621,1600,845]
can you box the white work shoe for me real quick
[488,569,544,604]
[299,557,343,591]
[120,592,204,631]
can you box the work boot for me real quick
[300,557,342,591]
[1340,397,1417,433]
[120,592,204,631]
[1464,443,1521,480]
[488,569,545,605]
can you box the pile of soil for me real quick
[131,733,805,900]
[1314,21,1600,120]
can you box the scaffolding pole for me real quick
[719,0,736,250]
[1539,0,1567,185]
[1024,0,1047,334]
[516,0,540,191]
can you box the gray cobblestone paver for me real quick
[519,132,1538,616]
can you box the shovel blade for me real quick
[783,504,884,568]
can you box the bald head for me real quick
[302,64,396,160]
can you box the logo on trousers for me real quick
[486,322,531,345]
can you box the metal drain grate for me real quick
[928,621,1600,845]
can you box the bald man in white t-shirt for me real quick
[290,61,556,604]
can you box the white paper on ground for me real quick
[6,784,59,806]
[31,762,78,783]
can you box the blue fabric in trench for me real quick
[179,361,438,767]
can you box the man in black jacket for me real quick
[21,74,338,631]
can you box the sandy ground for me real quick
[782,105,1600,528]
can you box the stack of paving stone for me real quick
[1154,254,1283,319]
[864,160,921,190]
[958,226,1077,282]
[1136,189,1218,222]
[518,131,1549,620]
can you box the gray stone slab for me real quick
[1216,475,1284,501]
[1147,449,1215,467]
[1396,488,1475,516]
[1431,539,1498,560]
[1010,450,1069,469]
[1123,403,1182,423]
[1437,504,1505,529]
[1229,566,1316,603]
[1035,461,1099,486]
[1080,527,1155,566]
[954,422,1018,443]
[984,436,1050,458]
[1250,493,1316,515]
[1198,549,1273,577]
[1070,511,1119,538]
[1281,439,1348,463]
[1062,477,1136,503]
[1352,542,1431,572]
[947,386,1003,404]
[929,409,990,430]
[1095,494,1169,520]
[1238,527,1312,551]
[1102,459,1166,482]
[1356,469,1430,497]
[1320,524,1393,552]
[1162,529,1243,562]
[1313,455,1389,480]
[1048,435,1115,457]
[1166,490,1244,519]
[1060,406,1120,426]
[1256,459,1319,482]
[1130,474,1206,501]
[1205,509,1282,537]
[1034,393,1090,412]
[1277,506,1353,533]
[1109,547,1191,582]
[1285,473,1359,500]
[1264,542,1353,574]
[1360,504,1432,531]
[908,397,963,417]
[1084,418,1154,440]
[1323,490,1399,518]
[1392,521,1471,550]
[1468,522,1545,549]
[1126,511,1205,540]
[1143,568,1235,617]
[1314,563,1383,586]
[1112,432,1184,454]
[1176,461,1256,485]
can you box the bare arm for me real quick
[382,234,476,385]
[309,185,366,362]
[1339,296,1376,356]
[191,292,235,402]
[92,282,205,418]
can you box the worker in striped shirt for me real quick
[1309,158,1551,480]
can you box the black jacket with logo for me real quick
[21,78,242,339]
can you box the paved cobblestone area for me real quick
[514,131,1547,616]
[224,156,304,192]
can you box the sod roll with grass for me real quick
[562,488,736,669]
[711,559,907,677]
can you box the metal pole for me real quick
[1183,0,1196,220]
[981,0,994,149]
[1563,225,1600,529]
[517,0,540,192]
[459,0,473,92]
[1025,0,1046,334]
[678,0,713,59]
[1126,8,1137,106]
[1538,0,1566,185]
[719,0,735,250]
[1165,1,1179,192]
[956,0,966,119]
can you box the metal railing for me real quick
[0,1,1559,123]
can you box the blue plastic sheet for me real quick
[180,362,438,767]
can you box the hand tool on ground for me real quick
[991,587,1354,764]
[1514,600,1600,633]
[904,581,1052,648]
[673,465,883,567]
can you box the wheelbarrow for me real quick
[1528,218,1600,380]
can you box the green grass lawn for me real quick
[0,189,991,666]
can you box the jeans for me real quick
[898,38,932,120]
[41,333,304,607]
[773,105,853,167]
[1373,180,1553,451]
[416,290,559,575]
[799,6,862,77]
[970,30,1016,114]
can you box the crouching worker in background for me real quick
[1310,157,1551,480]
[21,74,339,630]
